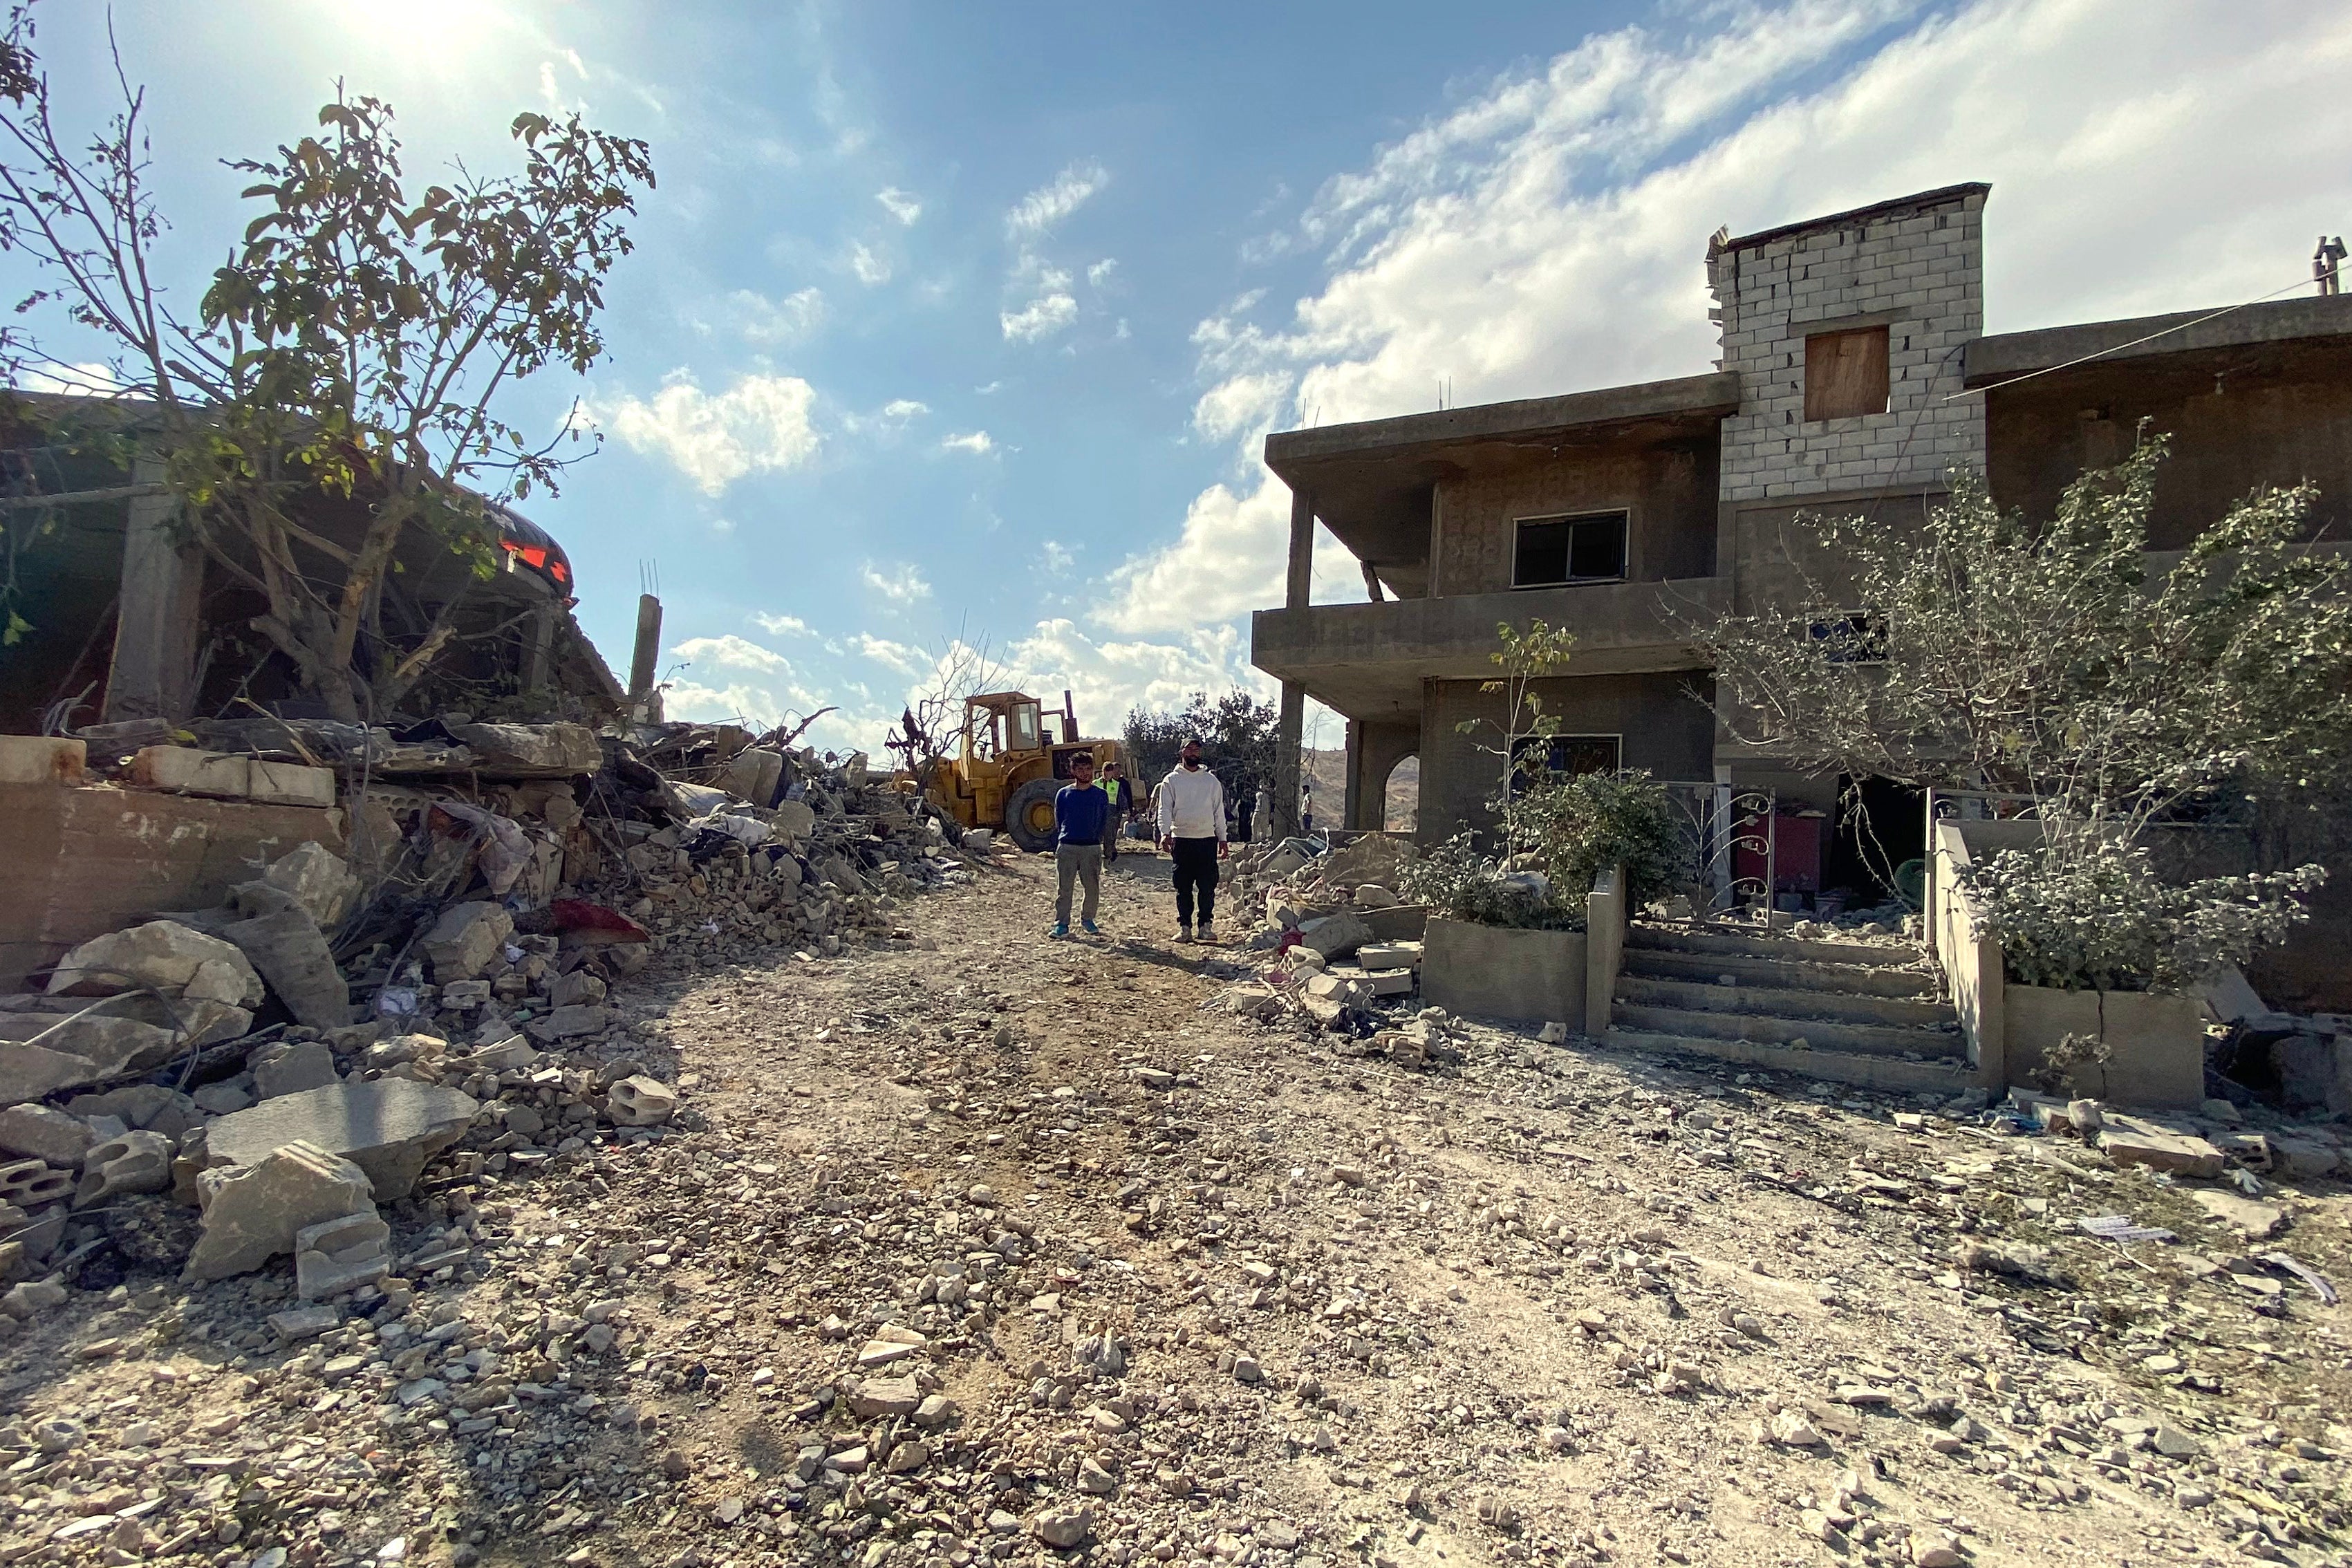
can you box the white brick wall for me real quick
[1708,191,1987,503]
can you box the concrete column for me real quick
[1342,718,1365,830]
[1274,679,1305,839]
[521,599,557,693]
[1285,487,1314,610]
[627,593,663,703]
[102,451,201,724]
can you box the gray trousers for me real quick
[1056,843,1102,925]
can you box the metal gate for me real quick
[1652,781,1777,924]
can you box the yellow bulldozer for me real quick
[915,690,1130,853]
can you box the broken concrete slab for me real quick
[45,920,263,1007]
[2098,1116,2225,1179]
[257,841,360,929]
[205,1079,480,1200]
[250,1040,339,1100]
[0,1105,96,1168]
[2190,1190,2287,1240]
[444,722,603,777]
[420,902,514,982]
[1296,911,1375,960]
[65,1085,202,1139]
[294,1209,392,1298]
[0,1040,109,1107]
[221,908,351,1028]
[185,1141,377,1282]
[74,1130,173,1206]
[0,1011,183,1079]
[525,1004,613,1043]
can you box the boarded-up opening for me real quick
[1805,326,1890,421]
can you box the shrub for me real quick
[1512,769,1684,908]
[1399,832,1579,931]
[1959,836,2322,992]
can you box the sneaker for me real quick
[1051,922,1070,939]
[1081,920,1101,936]
[1175,924,1195,944]
[1197,922,1216,944]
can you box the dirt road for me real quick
[5,850,2346,1568]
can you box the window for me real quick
[1804,326,1889,421]
[1005,701,1040,753]
[1513,512,1627,588]
[1807,612,1887,664]
[1509,734,1623,792]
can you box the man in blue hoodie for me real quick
[1052,752,1110,939]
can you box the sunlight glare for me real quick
[335,0,494,61]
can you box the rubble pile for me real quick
[0,717,992,1319]
[1204,834,1434,1040]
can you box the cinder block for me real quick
[0,736,84,786]
[248,759,335,809]
[130,747,250,799]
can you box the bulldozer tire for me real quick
[1004,778,1062,853]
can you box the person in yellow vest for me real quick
[1098,760,1129,863]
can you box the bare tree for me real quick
[885,624,1011,786]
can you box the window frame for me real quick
[1803,326,1892,422]
[1508,733,1624,794]
[1510,510,1630,590]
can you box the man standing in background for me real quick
[1099,760,1129,864]
[1155,736,1228,944]
[1052,752,1108,940]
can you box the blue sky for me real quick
[14,1,2352,755]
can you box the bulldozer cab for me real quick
[962,691,1043,761]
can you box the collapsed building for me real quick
[1249,183,2352,1010]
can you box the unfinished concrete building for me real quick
[1252,183,2352,997]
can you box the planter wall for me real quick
[2003,986,2207,1110]
[1421,917,1587,1027]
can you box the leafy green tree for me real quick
[1454,617,1577,846]
[1123,688,1280,804]
[1697,436,2348,989]
[0,13,653,720]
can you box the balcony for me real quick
[1251,577,1728,719]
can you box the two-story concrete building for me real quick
[1252,183,2352,911]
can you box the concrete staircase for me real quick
[1600,922,1974,1094]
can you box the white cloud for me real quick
[1110,0,2352,634]
[1001,288,1079,344]
[730,286,824,344]
[940,430,996,456]
[751,613,812,637]
[861,561,934,604]
[1042,540,1076,575]
[1007,160,1107,236]
[850,634,928,676]
[879,398,930,422]
[974,380,1005,395]
[1087,258,1119,287]
[876,186,922,225]
[669,634,794,678]
[9,360,127,396]
[1191,371,1294,442]
[592,373,820,496]
[850,242,893,286]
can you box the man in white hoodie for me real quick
[1155,736,1229,943]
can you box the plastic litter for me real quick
[2078,1215,2177,1244]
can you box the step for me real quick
[1621,946,1936,998]
[1599,1027,1977,1096]
[1628,922,1914,969]
[1614,973,1952,1029]
[1609,1001,1963,1058]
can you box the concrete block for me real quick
[129,747,252,798]
[185,1140,375,1281]
[247,760,335,808]
[293,1209,391,1298]
[0,737,84,786]
[205,1079,479,1200]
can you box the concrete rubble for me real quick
[0,716,991,1336]
[0,842,2339,1568]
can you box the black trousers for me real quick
[1171,837,1220,926]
